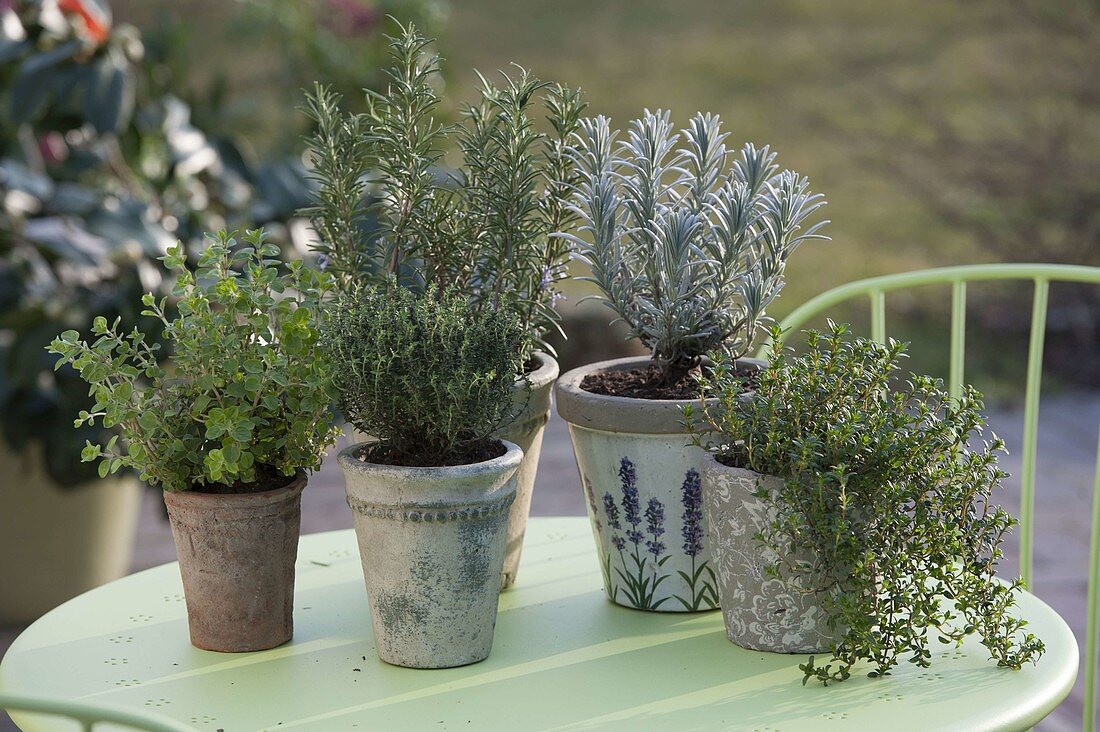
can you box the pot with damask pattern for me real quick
[338,439,521,669]
[700,452,843,653]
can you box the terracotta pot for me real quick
[0,443,141,625]
[163,474,306,653]
[700,454,842,653]
[339,440,520,669]
[497,351,558,589]
[556,355,766,613]
[344,353,557,591]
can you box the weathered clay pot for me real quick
[339,440,521,669]
[163,474,306,653]
[0,443,141,625]
[496,351,558,589]
[556,355,765,613]
[345,354,557,591]
[700,454,841,653]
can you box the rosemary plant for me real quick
[565,111,828,384]
[689,322,1045,684]
[302,22,586,360]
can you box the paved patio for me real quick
[3,393,1098,731]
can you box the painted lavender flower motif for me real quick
[580,457,719,612]
[673,468,719,610]
[603,492,620,530]
[603,492,626,551]
[619,458,644,546]
[681,468,704,558]
[591,457,671,609]
[645,497,666,558]
[584,478,610,585]
[584,478,600,530]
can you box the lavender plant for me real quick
[565,111,828,384]
[303,22,586,360]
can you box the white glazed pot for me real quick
[344,353,556,591]
[555,355,765,613]
[338,440,521,668]
[0,442,141,625]
[700,453,842,653]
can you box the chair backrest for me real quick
[0,691,191,731]
[765,263,1100,732]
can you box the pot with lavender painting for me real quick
[556,110,827,611]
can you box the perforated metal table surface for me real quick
[0,518,1080,731]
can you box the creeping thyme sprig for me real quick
[689,321,1045,684]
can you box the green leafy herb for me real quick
[688,321,1045,684]
[321,284,527,466]
[302,21,586,360]
[47,230,339,492]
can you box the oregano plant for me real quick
[688,322,1045,684]
[47,230,339,493]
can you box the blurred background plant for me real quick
[4,0,1097,478]
[0,0,441,485]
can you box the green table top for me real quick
[0,517,1079,731]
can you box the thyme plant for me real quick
[565,112,828,384]
[303,22,586,360]
[47,230,339,492]
[321,284,527,466]
[689,322,1045,684]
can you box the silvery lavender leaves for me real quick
[565,110,829,379]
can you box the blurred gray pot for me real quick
[339,440,521,669]
[700,453,841,653]
[497,351,558,589]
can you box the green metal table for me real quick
[0,518,1079,731]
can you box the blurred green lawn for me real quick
[439,0,1095,397]
[442,0,1000,310]
[117,0,1094,397]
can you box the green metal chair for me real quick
[766,263,1100,732]
[0,690,191,731]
